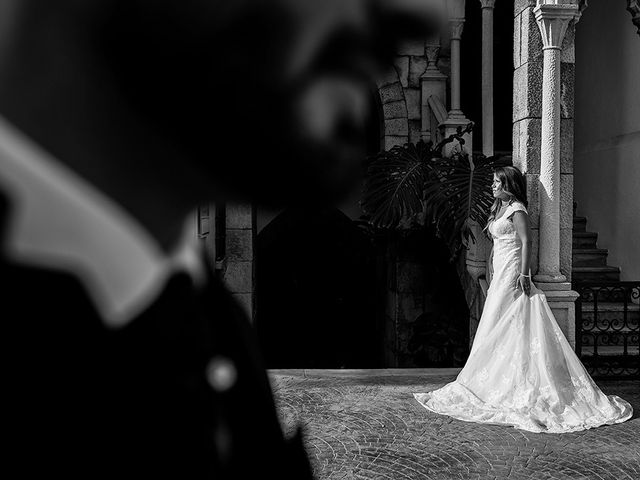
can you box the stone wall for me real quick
[376,39,452,151]
[223,203,255,319]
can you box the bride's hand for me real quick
[517,275,531,296]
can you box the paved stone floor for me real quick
[270,369,640,480]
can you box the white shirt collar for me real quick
[0,115,206,328]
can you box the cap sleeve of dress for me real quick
[507,202,528,219]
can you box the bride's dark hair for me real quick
[486,166,528,226]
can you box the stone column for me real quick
[420,33,447,144]
[533,2,580,284]
[480,0,496,156]
[448,19,465,119]
[513,1,581,347]
[441,0,473,156]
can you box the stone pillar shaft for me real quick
[533,3,580,283]
[449,20,464,117]
[441,17,472,156]
[537,46,563,280]
[441,1,472,156]
[480,0,495,157]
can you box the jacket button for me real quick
[206,356,237,392]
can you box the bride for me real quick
[414,166,633,433]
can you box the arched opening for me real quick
[255,205,381,368]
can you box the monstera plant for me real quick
[361,125,511,260]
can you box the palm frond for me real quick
[423,153,507,258]
[361,142,434,229]
[361,132,511,260]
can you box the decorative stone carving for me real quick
[424,34,441,72]
[535,5,579,49]
[450,19,465,40]
[628,0,640,36]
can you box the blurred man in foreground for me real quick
[0,0,443,477]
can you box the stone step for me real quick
[573,216,587,232]
[572,248,609,267]
[572,266,621,282]
[572,231,598,249]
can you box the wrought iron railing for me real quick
[574,281,640,379]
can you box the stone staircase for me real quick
[572,214,621,282]
[572,207,639,377]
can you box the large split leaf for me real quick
[361,141,434,229]
[361,131,510,260]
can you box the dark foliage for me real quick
[362,124,511,260]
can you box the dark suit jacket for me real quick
[0,190,312,478]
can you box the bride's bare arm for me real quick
[512,211,532,295]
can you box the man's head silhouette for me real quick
[0,0,443,212]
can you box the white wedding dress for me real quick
[414,202,633,433]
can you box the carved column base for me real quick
[534,272,567,283]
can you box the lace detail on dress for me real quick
[488,202,528,239]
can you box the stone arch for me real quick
[374,66,410,150]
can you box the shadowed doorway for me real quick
[256,205,381,368]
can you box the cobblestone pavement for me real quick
[270,369,640,480]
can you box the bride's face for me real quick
[492,174,509,201]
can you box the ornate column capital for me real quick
[479,0,496,9]
[628,0,640,36]
[424,35,442,72]
[534,3,581,50]
[449,19,465,40]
